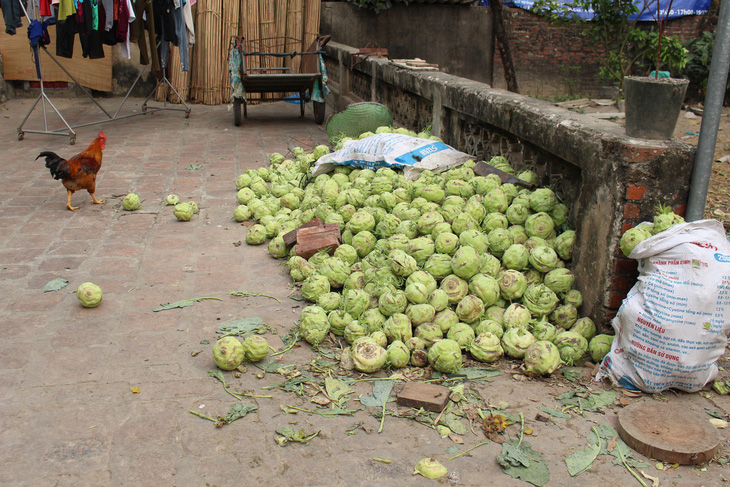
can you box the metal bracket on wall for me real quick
[349,43,389,71]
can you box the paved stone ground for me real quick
[0,95,728,487]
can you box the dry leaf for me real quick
[606,436,617,453]
[709,418,728,429]
[619,397,631,406]
[640,470,659,487]
[622,390,643,398]
[311,395,331,406]
[449,434,465,444]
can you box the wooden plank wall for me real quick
[157,0,320,105]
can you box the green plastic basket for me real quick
[326,102,393,144]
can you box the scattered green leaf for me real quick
[359,380,395,407]
[439,412,468,435]
[186,164,203,171]
[345,421,365,435]
[264,375,314,395]
[274,427,319,446]
[153,296,222,312]
[360,379,395,433]
[325,377,353,406]
[557,388,616,412]
[539,406,571,419]
[271,327,300,356]
[189,403,258,427]
[42,278,68,293]
[498,440,550,486]
[707,410,727,420]
[254,357,294,374]
[229,290,280,302]
[448,441,489,460]
[712,380,730,395]
[566,426,601,476]
[223,403,258,424]
[200,339,210,345]
[216,316,268,337]
[282,404,358,417]
[561,368,582,382]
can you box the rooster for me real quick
[36,132,107,211]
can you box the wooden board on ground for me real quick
[617,401,721,465]
[396,382,451,413]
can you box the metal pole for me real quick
[686,0,730,221]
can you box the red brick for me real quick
[608,292,627,309]
[295,233,341,260]
[611,275,636,292]
[626,184,647,201]
[295,225,342,260]
[674,204,687,217]
[282,218,323,246]
[614,257,638,274]
[622,222,635,234]
[623,203,641,219]
[621,145,668,163]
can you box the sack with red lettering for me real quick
[596,219,730,393]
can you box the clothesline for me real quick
[11,0,191,143]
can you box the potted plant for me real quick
[532,0,689,139]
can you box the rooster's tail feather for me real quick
[36,151,68,180]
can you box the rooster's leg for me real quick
[66,190,78,211]
[90,193,104,205]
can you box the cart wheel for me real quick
[313,101,326,125]
[17,131,24,141]
[185,110,191,119]
[234,98,243,126]
[70,136,76,145]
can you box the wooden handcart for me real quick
[229,34,331,126]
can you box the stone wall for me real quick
[323,41,697,329]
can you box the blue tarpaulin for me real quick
[483,1,711,20]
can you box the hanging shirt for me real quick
[78,0,105,58]
[56,0,76,21]
[39,0,52,16]
[90,0,98,30]
[101,0,112,29]
[182,0,193,45]
[119,0,134,58]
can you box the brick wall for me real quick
[492,5,718,99]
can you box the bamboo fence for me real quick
[244,0,262,101]
[155,0,320,105]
